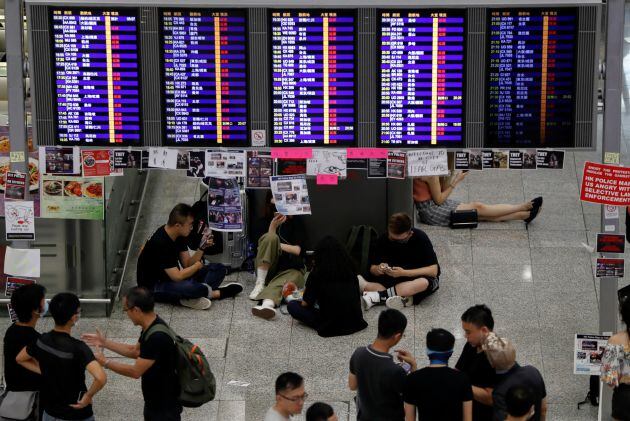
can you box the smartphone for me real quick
[398,361,412,374]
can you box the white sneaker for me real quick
[357,275,368,292]
[361,291,380,311]
[251,305,277,320]
[249,281,265,300]
[386,296,410,310]
[180,297,212,310]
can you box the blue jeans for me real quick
[152,263,227,304]
[43,412,94,421]
[287,300,321,330]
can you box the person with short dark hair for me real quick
[4,283,46,393]
[287,236,367,337]
[137,203,242,310]
[306,402,337,421]
[82,287,181,421]
[348,309,416,421]
[482,334,547,421]
[505,386,535,421]
[17,293,107,421]
[403,328,472,421]
[265,372,306,421]
[362,213,440,310]
[455,304,497,421]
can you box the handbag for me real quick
[449,209,478,229]
[0,345,38,421]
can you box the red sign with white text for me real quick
[580,162,630,206]
[81,150,111,177]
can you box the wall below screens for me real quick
[26,4,600,150]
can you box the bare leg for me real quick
[364,281,386,292]
[457,201,532,219]
[393,278,429,297]
[482,210,531,222]
[257,262,271,271]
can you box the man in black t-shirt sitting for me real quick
[137,203,242,310]
[17,293,107,421]
[362,213,440,310]
[403,328,472,421]
[83,287,182,421]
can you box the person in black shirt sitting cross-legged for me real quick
[17,293,107,421]
[362,213,440,310]
[82,287,181,421]
[403,328,472,421]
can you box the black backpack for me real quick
[188,190,223,254]
[345,225,379,277]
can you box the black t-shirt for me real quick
[403,366,473,421]
[3,324,41,391]
[493,364,547,421]
[26,330,96,420]
[455,342,497,421]
[349,346,406,421]
[137,226,189,289]
[370,228,441,278]
[139,316,179,409]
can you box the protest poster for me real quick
[270,175,311,216]
[205,150,246,178]
[4,171,26,200]
[41,176,104,220]
[580,162,630,206]
[246,151,273,189]
[367,158,387,178]
[176,151,190,170]
[276,159,307,176]
[455,150,482,171]
[387,151,407,179]
[81,149,111,177]
[5,201,35,240]
[574,334,610,375]
[207,177,243,232]
[113,150,142,169]
[347,159,368,170]
[596,233,625,254]
[187,151,206,177]
[508,150,537,170]
[7,304,16,323]
[596,258,625,278]
[307,149,347,178]
[406,149,448,177]
[5,276,35,297]
[536,150,565,169]
[39,146,81,175]
[148,148,178,169]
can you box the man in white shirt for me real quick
[264,372,307,421]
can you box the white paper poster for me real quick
[4,246,40,278]
[306,149,347,178]
[148,148,178,169]
[5,201,35,240]
[270,175,311,216]
[574,334,610,375]
[205,151,246,178]
[407,149,449,177]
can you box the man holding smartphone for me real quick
[136,203,243,310]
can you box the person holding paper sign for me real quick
[413,174,542,227]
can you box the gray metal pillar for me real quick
[600,0,625,418]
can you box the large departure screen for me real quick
[271,10,356,146]
[161,10,248,146]
[380,10,466,147]
[486,8,578,148]
[51,8,141,145]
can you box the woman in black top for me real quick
[287,236,368,337]
[3,283,46,391]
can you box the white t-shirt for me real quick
[264,407,291,421]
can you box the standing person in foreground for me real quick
[455,305,497,421]
[264,372,307,421]
[482,334,547,421]
[403,328,472,421]
[82,287,182,421]
[136,203,242,310]
[348,309,416,421]
[362,213,440,310]
[17,293,107,421]
[505,386,536,421]
[600,297,630,421]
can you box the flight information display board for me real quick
[380,10,466,147]
[271,10,356,146]
[161,10,248,146]
[51,8,141,145]
[486,8,578,147]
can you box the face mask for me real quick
[74,316,80,329]
[38,301,49,317]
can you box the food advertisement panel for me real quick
[41,175,104,220]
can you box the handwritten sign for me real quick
[346,148,388,159]
[316,174,338,185]
[271,148,313,159]
[406,149,449,177]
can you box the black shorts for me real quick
[374,275,440,305]
[613,384,630,421]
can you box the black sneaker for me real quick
[217,283,243,299]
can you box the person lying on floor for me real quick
[287,236,367,337]
[361,212,440,310]
[250,193,307,320]
[136,203,243,310]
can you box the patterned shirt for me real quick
[601,343,630,387]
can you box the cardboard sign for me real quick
[580,162,630,206]
[596,233,625,254]
[81,150,112,177]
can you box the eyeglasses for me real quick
[279,392,308,402]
